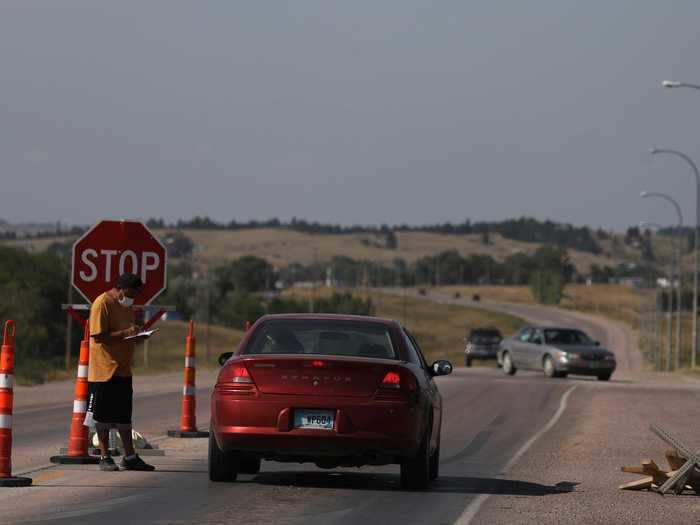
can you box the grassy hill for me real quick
[3,227,645,275]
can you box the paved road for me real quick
[3,292,695,524]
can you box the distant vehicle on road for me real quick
[497,326,616,380]
[464,327,503,367]
[210,314,453,490]
[418,288,427,296]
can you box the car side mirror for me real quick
[218,352,234,366]
[594,341,600,346]
[431,360,453,376]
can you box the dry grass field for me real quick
[27,320,245,385]
[435,283,645,328]
[133,320,245,374]
[3,227,630,274]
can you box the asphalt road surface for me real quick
[3,291,699,524]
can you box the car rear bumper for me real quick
[211,390,423,460]
[465,345,499,359]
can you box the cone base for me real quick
[50,454,100,465]
[0,476,32,487]
[167,429,209,438]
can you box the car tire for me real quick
[543,356,564,378]
[239,457,261,475]
[502,352,517,376]
[597,373,612,381]
[401,430,431,490]
[465,356,472,367]
[428,437,440,481]
[208,429,239,482]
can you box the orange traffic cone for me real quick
[0,321,32,486]
[168,321,208,438]
[50,322,99,464]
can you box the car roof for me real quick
[470,326,501,332]
[520,326,584,331]
[254,313,401,328]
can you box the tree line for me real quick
[143,216,605,255]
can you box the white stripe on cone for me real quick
[77,365,89,378]
[73,400,87,414]
[0,414,11,429]
[183,385,196,396]
[0,374,13,390]
[185,356,195,368]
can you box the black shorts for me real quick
[87,376,133,425]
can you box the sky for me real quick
[1,1,700,231]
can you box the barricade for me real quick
[50,322,99,464]
[168,321,208,438]
[0,321,32,486]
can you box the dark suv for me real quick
[464,327,503,367]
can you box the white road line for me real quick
[454,384,578,525]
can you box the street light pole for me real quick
[641,222,672,370]
[662,80,700,91]
[641,191,684,369]
[659,79,700,367]
[650,148,700,369]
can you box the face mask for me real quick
[119,296,135,307]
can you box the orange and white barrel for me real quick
[0,321,32,486]
[168,320,208,438]
[50,321,99,464]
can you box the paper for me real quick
[124,328,159,341]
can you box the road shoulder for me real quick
[475,381,700,524]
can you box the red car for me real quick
[209,314,452,489]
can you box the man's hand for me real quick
[122,325,143,338]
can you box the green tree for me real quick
[214,255,272,295]
[528,246,573,304]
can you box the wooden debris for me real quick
[620,451,698,493]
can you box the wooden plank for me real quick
[619,476,654,491]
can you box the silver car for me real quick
[497,326,616,381]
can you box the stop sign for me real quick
[72,220,167,305]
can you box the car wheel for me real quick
[239,457,261,475]
[502,352,517,375]
[428,436,440,481]
[208,428,239,482]
[597,373,612,381]
[401,430,431,490]
[465,356,472,367]
[543,356,564,378]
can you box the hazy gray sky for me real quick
[2,1,700,231]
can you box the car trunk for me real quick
[243,356,393,397]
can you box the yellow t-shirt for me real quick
[88,291,136,382]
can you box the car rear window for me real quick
[544,329,593,345]
[469,329,502,343]
[243,320,398,360]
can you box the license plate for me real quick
[588,362,600,369]
[294,409,335,430]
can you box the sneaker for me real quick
[120,455,156,471]
[99,456,119,472]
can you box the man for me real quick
[86,272,155,472]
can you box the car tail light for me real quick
[232,364,253,384]
[217,363,257,396]
[380,371,401,390]
[311,360,325,368]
